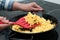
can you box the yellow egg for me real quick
[12,12,55,33]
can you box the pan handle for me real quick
[30,10,46,17]
[31,9,45,14]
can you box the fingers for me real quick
[0,22,14,27]
[32,8,41,12]
[2,20,10,24]
[0,16,14,24]
[32,2,40,8]
[0,24,10,27]
[9,22,14,25]
[2,20,14,24]
[0,16,6,20]
[0,17,14,30]
[0,24,11,30]
[31,2,44,11]
[0,16,9,24]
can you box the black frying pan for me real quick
[10,12,58,35]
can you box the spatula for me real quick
[13,17,31,29]
[0,16,40,29]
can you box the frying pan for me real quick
[9,12,58,35]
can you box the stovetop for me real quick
[6,29,58,40]
[0,0,60,40]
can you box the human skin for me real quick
[12,2,43,11]
[0,2,43,30]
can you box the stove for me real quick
[0,0,60,40]
[5,29,58,40]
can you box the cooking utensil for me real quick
[13,17,31,29]
[0,17,31,29]
[0,16,40,29]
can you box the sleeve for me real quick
[0,0,14,11]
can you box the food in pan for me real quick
[12,12,55,33]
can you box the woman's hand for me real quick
[12,2,43,12]
[0,16,13,30]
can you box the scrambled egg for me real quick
[12,12,55,33]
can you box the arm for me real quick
[12,2,43,11]
[0,0,43,11]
